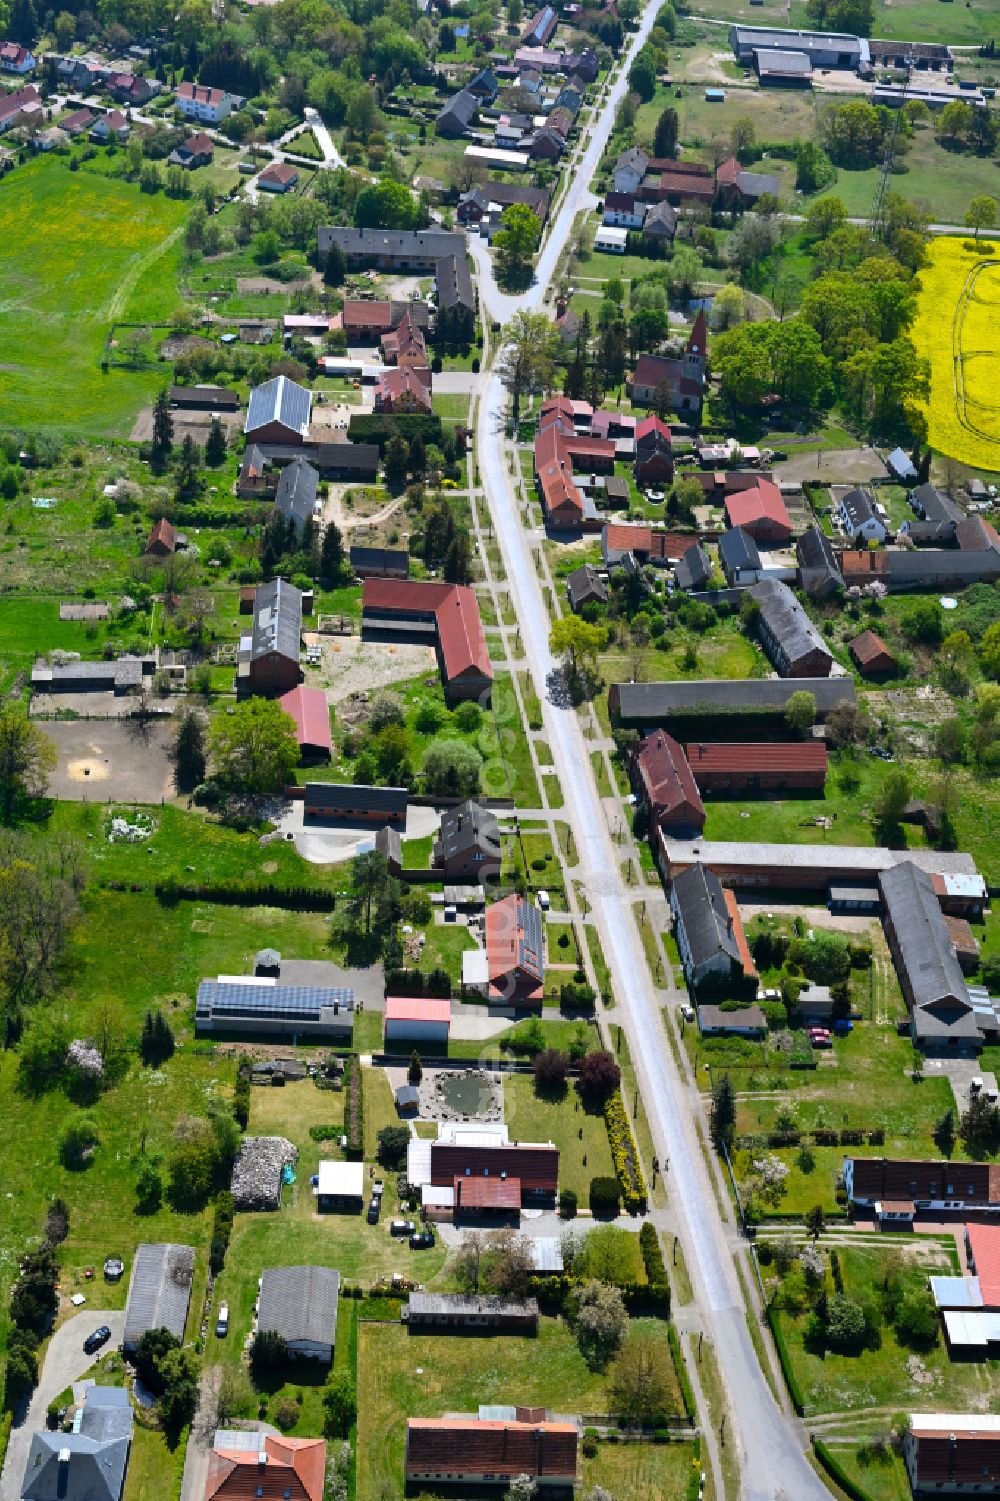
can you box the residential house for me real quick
[34,124,68,151]
[749,577,834,677]
[176,80,233,123]
[349,545,409,579]
[457,180,550,227]
[613,145,649,195]
[206,1436,325,1501]
[593,224,627,253]
[196,971,354,1041]
[168,130,214,168]
[685,741,828,794]
[257,1267,339,1363]
[0,83,40,132]
[797,526,843,599]
[522,3,558,44]
[245,375,312,445]
[21,1387,132,1501]
[850,629,895,675]
[669,862,755,992]
[144,517,176,557]
[60,107,96,136]
[123,1243,195,1351]
[609,676,856,726]
[258,161,299,193]
[384,997,451,1047]
[405,1418,577,1490]
[513,46,564,73]
[880,861,978,1054]
[380,309,427,368]
[316,227,465,272]
[483,893,545,1003]
[236,576,302,697]
[530,124,567,161]
[718,526,762,586]
[911,482,964,526]
[0,43,34,73]
[374,365,432,415]
[838,486,886,544]
[642,201,677,245]
[361,579,492,701]
[566,562,608,612]
[698,1002,766,1037]
[279,684,332,763]
[433,800,501,882]
[341,298,430,343]
[601,524,691,568]
[435,253,476,344]
[631,730,705,836]
[603,191,645,229]
[724,479,792,544]
[903,1415,1000,1495]
[468,66,500,101]
[89,108,129,142]
[532,396,612,530]
[103,70,157,106]
[633,414,674,487]
[843,1156,1000,1219]
[674,543,712,593]
[428,1136,559,1203]
[627,310,707,414]
[641,158,715,208]
[405,1294,539,1333]
[714,154,781,208]
[436,87,478,137]
[54,55,96,91]
[303,783,407,827]
[236,445,278,499]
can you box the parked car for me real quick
[810,1032,832,1049]
[216,1303,229,1337]
[410,1231,435,1250]
[367,1196,381,1224]
[681,1005,695,1023]
[83,1326,111,1355]
[390,1219,416,1237]
[832,1019,853,1035]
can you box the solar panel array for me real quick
[197,980,354,1023]
[517,898,544,977]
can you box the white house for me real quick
[0,42,35,74]
[603,192,645,229]
[612,145,648,196]
[837,487,886,545]
[176,80,233,124]
[594,225,628,254]
[383,995,451,1046]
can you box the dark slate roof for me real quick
[256,442,379,476]
[840,486,878,529]
[566,563,607,610]
[735,169,781,199]
[912,483,964,526]
[672,863,739,968]
[718,526,760,574]
[22,1392,132,1501]
[240,444,269,481]
[436,253,475,313]
[674,544,711,592]
[245,375,311,438]
[304,782,408,814]
[437,87,478,131]
[317,227,465,262]
[124,1243,195,1348]
[612,676,855,721]
[274,456,319,531]
[257,1266,340,1349]
[643,202,677,236]
[885,550,1000,585]
[796,526,843,595]
[437,800,500,860]
[349,545,409,574]
[251,577,303,664]
[408,1293,539,1319]
[749,577,831,668]
[880,862,971,1022]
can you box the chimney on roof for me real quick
[258,1449,268,1467]
[58,1450,71,1467]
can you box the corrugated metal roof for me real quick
[251,576,302,665]
[967,1224,1000,1307]
[257,1266,340,1348]
[123,1243,195,1349]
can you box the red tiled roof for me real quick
[362,578,491,684]
[260,161,298,185]
[725,479,790,534]
[723,888,757,980]
[635,730,704,829]
[911,1429,1000,1488]
[606,522,652,552]
[650,156,712,177]
[184,131,214,155]
[968,1222,1000,1307]
[178,80,227,105]
[0,83,39,119]
[635,414,672,445]
[684,742,828,775]
[104,109,128,129]
[485,893,544,998]
[715,154,741,186]
[207,1437,325,1501]
[279,685,332,754]
[658,169,714,197]
[146,516,176,551]
[406,1419,577,1480]
[384,996,452,1024]
[376,365,432,410]
[430,1142,559,1194]
[342,299,393,330]
[455,1174,522,1209]
[849,630,894,670]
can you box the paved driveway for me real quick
[0,1309,125,1501]
[271,801,438,864]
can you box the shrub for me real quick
[274,1396,300,1429]
[559,1188,578,1218]
[534,1048,569,1091]
[322,1370,356,1438]
[578,1050,621,1103]
[639,1222,668,1286]
[377,1125,410,1170]
[603,1091,647,1214]
[210,1191,235,1276]
[233,1058,252,1130]
[345,1055,363,1158]
[59,1117,100,1170]
[589,1176,621,1216]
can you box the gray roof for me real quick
[675,544,712,592]
[797,526,843,597]
[754,47,813,74]
[735,169,781,199]
[616,145,648,175]
[840,487,877,529]
[304,782,408,815]
[671,862,740,969]
[643,201,677,236]
[749,577,832,672]
[257,1265,340,1349]
[884,550,1000,586]
[437,800,501,861]
[245,375,311,439]
[274,456,319,533]
[437,87,478,131]
[436,253,475,314]
[251,576,302,664]
[718,526,760,574]
[887,447,917,481]
[22,1390,132,1501]
[612,676,855,722]
[407,1293,539,1319]
[123,1242,195,1349]
[698,1002,766,1032]
[257,442,379,477]
[911,483,963,526]
[566,563,607,610]
[880,862,971,1021]
[317,226,465,264]
[395,1083,420,1108]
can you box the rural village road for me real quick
[473,7,829,1496]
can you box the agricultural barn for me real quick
[684,742,828,794]
[879,862,977,1054]
[195,975,355,1043]
[904,1415,1000,1494]
[349,545,409,579]
[724,480,791,544]
[237,577,302,697]
[361,579,492,702]
[245,375,312,445]
[405,1293,539,1332]
[729,23,862,70]
[630,730,705,836]
[405,1417,578,1489]
[797,527,844,599]
[123,1243,195,1352]
[302,782,408,827]
[383,996,452,1045]
[749,578,834,677]
[608,676,856,725]
[849,630,896,676]
[257,1266,340,1362]
[279,685,332,763]
[316,226,465,272]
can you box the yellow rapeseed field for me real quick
[911,237,1000,472]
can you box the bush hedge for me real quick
[767,1306,804,1416]
[526,1273,670,1317]
[813,1441,880,1501]
[233,1059,251,1130]
[309,1125,341,1141]
[210,1190,235,1277]
[348,413,443,451]
[345,1055,364,1158]
[639,1222,668,1286]
[667,1324,696,1421]
[603,1091,648,1214]
[589,1175,620,1216]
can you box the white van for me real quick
[215,1303,229,1338]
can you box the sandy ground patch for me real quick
[130,406,242,443]
[777,448,889,485]
[42,717,177,802]
[323,489,406,533]
[303,634,437,704]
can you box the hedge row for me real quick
[347,412,443,451]
[735,1127,884,1150]
[152,879,336,910]
[667,1325,696,1421]
[345,1055,364,1158]
[604,1090,648,1215]
[210,1190,235,1277]
[639,1223,667,1286]
[813,1441,880,1501]
[766,1306,804,1416]
[526,1273,670,1317]
[685,1436,702,1501]
[233,1059,251,1130]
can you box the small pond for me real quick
[439,1073,494,1116]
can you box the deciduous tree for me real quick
[208,699,300,797]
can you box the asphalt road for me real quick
[0,1309,125,1501]
[472,9,831,1496]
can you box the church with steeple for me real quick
[627,309,707,417]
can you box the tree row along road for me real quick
[473,8,830,1497]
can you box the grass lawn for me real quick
[432,392,471,422]
[503,828,566,907]
[356,1318,616,1501]
[491,672,541,807]
[0,158,188,437]
[814,132,1000,228]
[413,920,477,986]
[822,1445,912,1501]
[121,1422,185,1501]
[582,1438,699,1500]
[503,1071,615,1201]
